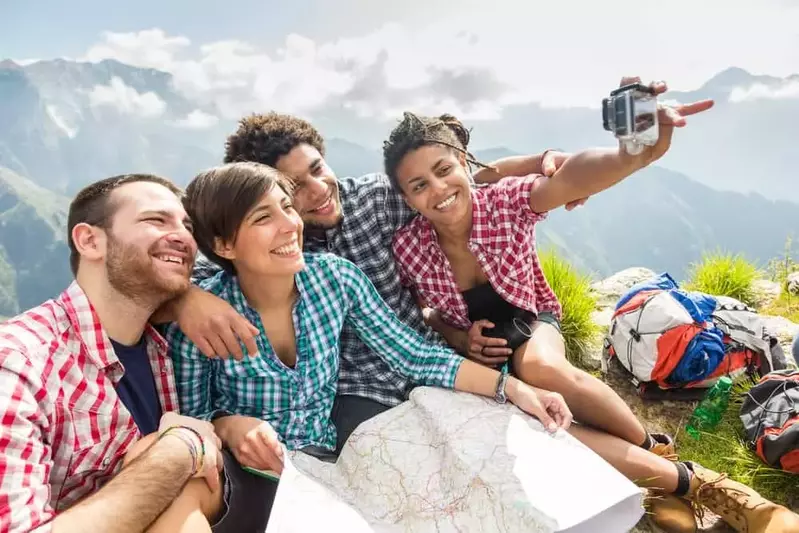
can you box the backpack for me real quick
[604,272,785,397]
[740,370,799,473]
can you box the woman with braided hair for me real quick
[386,78,799,532]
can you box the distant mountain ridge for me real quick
[0,167,70,315]
[0,58,797,311]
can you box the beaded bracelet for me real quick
[159,425,206,475]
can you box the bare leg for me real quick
[568,424,679,492]
[513,321,648,445]
[146,478,222,533]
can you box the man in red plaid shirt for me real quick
[0,175,276,533]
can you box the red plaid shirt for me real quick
[0,282,179,533]
[392,175,562,331]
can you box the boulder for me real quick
[590,267,657,308]
[751,279,782,307]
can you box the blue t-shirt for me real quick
[111,338,162,435]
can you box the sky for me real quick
[2,0,798,121]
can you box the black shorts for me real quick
[211,449,278,533]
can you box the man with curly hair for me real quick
[162,112,580,443]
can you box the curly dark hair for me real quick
[382,112,491,190]
[224,112,325,167]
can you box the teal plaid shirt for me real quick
[166,253,463,451]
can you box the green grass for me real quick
[763,292,799,324]
[539,249,600,364]
[676,379,798,505]
[684,251,761,307]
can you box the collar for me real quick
[58,281,168,370]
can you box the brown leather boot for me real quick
[646,490,698,533]
[684,462,799,532]
[649,433,678,460]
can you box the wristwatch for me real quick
[494,372,509,404]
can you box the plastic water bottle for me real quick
[685,376,733,439]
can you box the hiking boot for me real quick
[649,433,678,460]
[646,490,698,533]
[685,462,799,532]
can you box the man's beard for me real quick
[105,234,190,308]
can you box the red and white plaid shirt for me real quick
[392,175,562,331]
[0,282,179,533]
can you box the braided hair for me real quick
[382,112,494,191]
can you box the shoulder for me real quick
[0,300,65,386]
[393,215,427,255]
[303,252,360,280]
[338,173,391,202]
[196,269,236,300]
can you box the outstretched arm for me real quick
[529,78,713,213]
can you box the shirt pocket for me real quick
[62,407,138,495]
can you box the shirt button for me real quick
[102,457,111,467]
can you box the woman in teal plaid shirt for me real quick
[164,161,571,475]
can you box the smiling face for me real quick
[215,185,305,278]
[394,144,473,227]
[274,143,342,229]
[101,181,196,304]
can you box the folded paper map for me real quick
[265,387,644,532]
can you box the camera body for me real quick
[602,83,659,155]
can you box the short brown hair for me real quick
[67,174,182,276]
[184,162,295,274]
[224,112,325,167]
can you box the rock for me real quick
[591,267,658,308]
[761,314,799,357]
[751,279,782,307]
[787,272,799,295]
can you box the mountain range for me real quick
[0,57,796,315]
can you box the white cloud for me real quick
[83,29,190,71]
[173,109,219,129]
[729,81,799,102]
[88,77,167,117]
[78,0,799,120]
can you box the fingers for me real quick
[480,345,513,357]
[195,337,219,359]
[674,99,714,117]
[470,351,511,366]
[619,76,641,87]
[206,334,230,360]
[202,444,221,493]
[536,405,559,434]
[256,426,285,473]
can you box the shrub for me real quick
[684,251,760,307]
[539,249,599,363]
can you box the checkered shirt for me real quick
[392,175,562,331]
[170,252,462,451]
[0,282,179,533]
[194,173,446,407]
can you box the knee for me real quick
[183,477,224,521]
[517,346,584,389]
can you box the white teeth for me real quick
[156,255,183,265]
[435,194,457,210]
[272,241,300,256]
[311,197,331,212]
